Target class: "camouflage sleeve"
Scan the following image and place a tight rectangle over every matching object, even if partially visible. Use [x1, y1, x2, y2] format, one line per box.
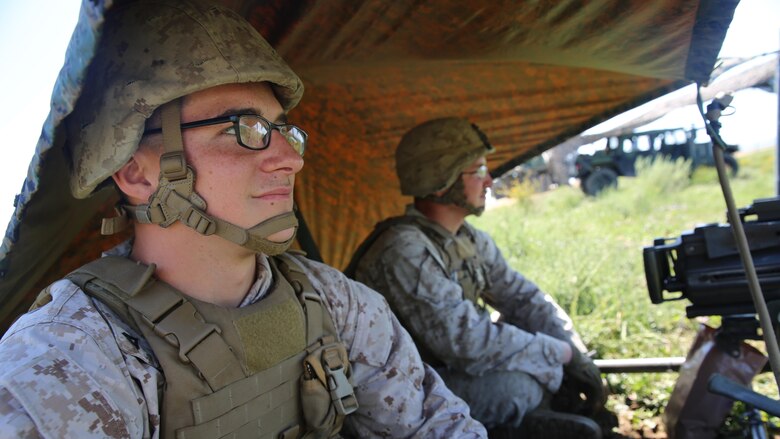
[0, 389, 38, 437]
[474, 228, 588, 353]
[355, 226, 569, 392]
[295, 257, 487, 438]
[0, 280, 155, 438]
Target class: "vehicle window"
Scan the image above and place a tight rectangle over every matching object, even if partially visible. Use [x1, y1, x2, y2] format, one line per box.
[694, 128, 710, 143]
[637, 135, 651, 151]
[653, 134, 664, 150]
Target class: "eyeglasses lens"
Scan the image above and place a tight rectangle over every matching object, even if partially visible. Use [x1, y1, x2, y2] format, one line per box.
[238, 117, 269, 147]
[238, 116, 306, 156]
[279, 126, 306, 156]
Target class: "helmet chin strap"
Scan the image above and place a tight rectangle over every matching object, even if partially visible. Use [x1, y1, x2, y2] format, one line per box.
[102, 99, 298, 255]
[425, 178, 485, 217]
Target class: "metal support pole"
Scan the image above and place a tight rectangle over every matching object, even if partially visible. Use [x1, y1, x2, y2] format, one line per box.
[594, 357, 685, 373]
[776, 38, 780, 196]
[776, 39, 779, 196]
[713, 144, 780, 391]
[700, 90, 780, 392]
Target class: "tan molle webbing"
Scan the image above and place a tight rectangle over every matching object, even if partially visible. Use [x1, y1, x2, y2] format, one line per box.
[178, 351, 307, 439]
[66, 253, 355, 438]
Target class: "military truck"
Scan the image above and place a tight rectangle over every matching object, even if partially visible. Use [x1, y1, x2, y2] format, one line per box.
[573, 127, 739, 196]
[492, 155, 555, 198]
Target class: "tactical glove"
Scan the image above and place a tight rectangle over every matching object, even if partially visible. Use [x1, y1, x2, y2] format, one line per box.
[555, 349, 607, 416]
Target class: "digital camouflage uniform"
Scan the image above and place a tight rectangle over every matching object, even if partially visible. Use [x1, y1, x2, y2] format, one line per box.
[348, 118, 605, 435]
[0, 240, 486, 438]
[351, 205, 579, 427]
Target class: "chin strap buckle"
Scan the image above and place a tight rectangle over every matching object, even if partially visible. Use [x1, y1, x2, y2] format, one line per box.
[101, 206, 132, 235]
[182, 206, 216, 236]
[160, 151, 188, 181]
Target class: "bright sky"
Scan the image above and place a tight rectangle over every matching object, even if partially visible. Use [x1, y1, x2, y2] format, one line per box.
[0, 0, 778, 230]
[0, 0, 82, 229]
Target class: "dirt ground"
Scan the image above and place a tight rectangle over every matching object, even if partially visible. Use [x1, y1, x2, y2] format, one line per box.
[615, 411, 666, 438]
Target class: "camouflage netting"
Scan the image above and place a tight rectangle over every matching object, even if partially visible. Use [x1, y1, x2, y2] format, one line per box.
[0, 0, 738, 331]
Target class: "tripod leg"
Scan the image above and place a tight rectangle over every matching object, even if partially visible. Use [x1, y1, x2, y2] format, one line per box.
[746, 407, 768, 439]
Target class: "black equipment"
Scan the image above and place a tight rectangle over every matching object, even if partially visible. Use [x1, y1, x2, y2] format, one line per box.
[643, 196, 780, 318]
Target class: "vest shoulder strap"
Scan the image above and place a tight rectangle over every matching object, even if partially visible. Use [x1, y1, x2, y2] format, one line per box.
[344, 215, 451, 278]
[64, 255, 156, 335]
[66, 256, 246, 390]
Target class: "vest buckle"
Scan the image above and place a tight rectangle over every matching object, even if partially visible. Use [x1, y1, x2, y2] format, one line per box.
[323, 347, 359, 416]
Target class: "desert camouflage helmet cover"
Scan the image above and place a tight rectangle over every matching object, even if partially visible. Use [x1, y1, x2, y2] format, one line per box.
[66, 0, 303, 199]
[395, 117, 495, 197]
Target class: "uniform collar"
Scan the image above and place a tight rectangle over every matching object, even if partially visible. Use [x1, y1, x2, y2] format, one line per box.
[104, 239, 274, 308]
[404, 204, 470, 241]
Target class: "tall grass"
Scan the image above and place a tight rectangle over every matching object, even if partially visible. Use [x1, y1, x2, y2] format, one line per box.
[470, 148, 777, 422]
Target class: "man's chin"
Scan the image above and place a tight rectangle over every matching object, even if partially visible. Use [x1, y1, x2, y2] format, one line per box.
[265, 227, 296, 243]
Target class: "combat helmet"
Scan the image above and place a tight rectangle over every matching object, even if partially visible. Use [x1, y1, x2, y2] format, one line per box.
[395, 117, 494, 198]
[66, 0, 304, 255]
[395, 117, 494, 216]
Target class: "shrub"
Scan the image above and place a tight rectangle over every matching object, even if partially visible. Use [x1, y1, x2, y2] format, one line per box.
[472, 147, 775, 424]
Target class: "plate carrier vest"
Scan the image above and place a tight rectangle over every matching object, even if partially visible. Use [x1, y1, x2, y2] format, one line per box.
[34, 254, 358, 438]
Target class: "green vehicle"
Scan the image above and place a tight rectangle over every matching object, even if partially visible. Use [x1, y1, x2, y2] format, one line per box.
[492, 155, 554, 198]
[574, 127, 739, 196]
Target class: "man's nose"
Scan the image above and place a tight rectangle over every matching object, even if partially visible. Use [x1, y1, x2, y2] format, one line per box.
[260, 130, 304, 174]
[484, 173, 493, 188]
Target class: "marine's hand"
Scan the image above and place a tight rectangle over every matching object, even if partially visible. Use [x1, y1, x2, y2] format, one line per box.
[560, 342, 573, 364]
[560, 349, 606, 416]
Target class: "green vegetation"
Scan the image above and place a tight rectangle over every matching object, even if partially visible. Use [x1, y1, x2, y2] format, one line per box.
[470, 148, 777, 432]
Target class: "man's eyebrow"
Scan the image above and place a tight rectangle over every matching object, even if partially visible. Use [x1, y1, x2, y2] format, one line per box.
[215, 108, 288, 123]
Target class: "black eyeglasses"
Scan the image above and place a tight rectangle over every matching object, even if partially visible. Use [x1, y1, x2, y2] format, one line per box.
[462, 164, 489, 179]
[143, 114, 307, 156]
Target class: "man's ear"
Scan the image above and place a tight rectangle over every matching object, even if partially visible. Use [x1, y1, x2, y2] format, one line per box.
[432, 184, 453, 198]
[432, 175, 462, 197]
[112, 153, 158, 204]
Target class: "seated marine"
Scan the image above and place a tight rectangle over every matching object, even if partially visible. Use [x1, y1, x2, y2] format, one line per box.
[348, 117, 615, 438]
[0, 4, 486, 438]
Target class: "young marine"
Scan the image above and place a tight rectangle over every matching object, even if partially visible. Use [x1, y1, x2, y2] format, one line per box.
[0, 3, 486, 438]
[348, 118, 614, 438]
